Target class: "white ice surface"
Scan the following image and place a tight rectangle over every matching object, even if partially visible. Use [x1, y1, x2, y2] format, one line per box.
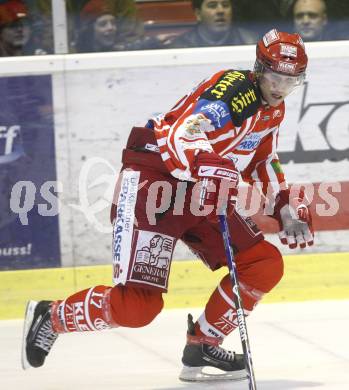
[1, 300, 349, 390]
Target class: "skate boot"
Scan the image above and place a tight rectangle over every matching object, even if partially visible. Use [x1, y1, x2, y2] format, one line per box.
[179, 314, 247, 382]
[21, 300, 58, 369]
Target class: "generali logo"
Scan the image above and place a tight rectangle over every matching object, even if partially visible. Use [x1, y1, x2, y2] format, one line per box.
[279, 82, 349, 163]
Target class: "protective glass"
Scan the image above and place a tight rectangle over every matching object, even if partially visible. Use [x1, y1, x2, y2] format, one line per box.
[260, 68, 305, 95]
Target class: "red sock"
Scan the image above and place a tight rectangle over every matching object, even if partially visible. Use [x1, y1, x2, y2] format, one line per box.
[51, 285, 117, 333]
[195, 240, 283, 339]
[194, 275, 264, 338]
[51, 285, 164, 333]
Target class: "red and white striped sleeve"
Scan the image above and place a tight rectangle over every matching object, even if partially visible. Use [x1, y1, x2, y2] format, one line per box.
[153, 71, 230, 181]
[242, 127, 288, 199]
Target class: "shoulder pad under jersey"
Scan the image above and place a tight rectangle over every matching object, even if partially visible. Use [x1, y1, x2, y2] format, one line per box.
[201, 70, 262, 127]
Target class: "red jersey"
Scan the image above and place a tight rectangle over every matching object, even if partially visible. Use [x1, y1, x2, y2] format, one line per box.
[151, 69, 287, 197]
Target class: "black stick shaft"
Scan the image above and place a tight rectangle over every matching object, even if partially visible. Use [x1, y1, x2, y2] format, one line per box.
[219, 214, 257, 390]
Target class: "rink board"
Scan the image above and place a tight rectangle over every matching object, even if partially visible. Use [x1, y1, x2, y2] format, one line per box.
[0, 42, 348, 270]
[1, 251, 349, 320]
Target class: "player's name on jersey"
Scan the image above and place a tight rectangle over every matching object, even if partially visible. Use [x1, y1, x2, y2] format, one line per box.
[231, 90, 258, 114]
[210, 71, 246, 99]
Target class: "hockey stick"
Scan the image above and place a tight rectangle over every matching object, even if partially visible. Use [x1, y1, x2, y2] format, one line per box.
[218, 213, 257, 390]
[199, 178, 257, 388]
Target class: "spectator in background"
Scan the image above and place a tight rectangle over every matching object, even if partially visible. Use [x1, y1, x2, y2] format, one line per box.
[0, 0, 46, 57]
[166, 0, 257, 48]
[76, 0, 163, 53]
[77, 2, 119, 52]
[23, 0, 55, 54]
[292, 0, 327, 41]
[92, 0, 143, 43]
[69, 0, 144, 42]
[68, 0, 144, 51]
[23, 0, 144, 54]
[291, 0, 349, 41]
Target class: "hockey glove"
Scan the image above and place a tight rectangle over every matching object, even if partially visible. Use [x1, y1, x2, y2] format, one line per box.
[193, 152, 239, 220]
[273, 189, 314, 249]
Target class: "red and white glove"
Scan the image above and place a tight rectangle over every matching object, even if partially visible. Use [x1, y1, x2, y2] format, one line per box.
[193, 152, 239, 219]
[273, 189, 314, 249]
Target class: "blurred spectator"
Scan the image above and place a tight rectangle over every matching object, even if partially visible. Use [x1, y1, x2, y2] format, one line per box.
[68, 0, 144, 51]
[292, 0, 327, 41]
[23, 0, 54, 54]
[0, 0, 32, 56]
[23, 0, 143, 54]
[291, 0, 349, 41]
[166, 0, 257, 48]
[232, 0, 349, 41]
[92, 0, 143, 43]
[0, 0, 30, 56]
[76, 0, 163, 53]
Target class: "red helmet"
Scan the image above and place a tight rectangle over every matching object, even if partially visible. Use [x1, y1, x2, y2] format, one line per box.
[256, 29, 308, 76]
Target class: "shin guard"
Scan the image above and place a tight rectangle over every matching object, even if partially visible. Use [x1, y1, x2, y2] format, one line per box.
[196, 240, 283, 339]
[51, 285, 117, 333]
[196, 276, 264, 338]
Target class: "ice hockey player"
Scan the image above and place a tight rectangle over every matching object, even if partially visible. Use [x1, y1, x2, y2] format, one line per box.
[22, 29, 314, 382]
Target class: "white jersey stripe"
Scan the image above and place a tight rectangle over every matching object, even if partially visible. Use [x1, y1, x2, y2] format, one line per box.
[220, 115, 254, 155]
[209, 129, 240, 145]
[173, 125, 191, 169]
[157, 137, 167, 147]
[171, 168, 193, 181]
[166, 125, 182, 164]
[265, 130, 281, 194]
[161, 151, 170, 161]
[166, 103, 195, 165]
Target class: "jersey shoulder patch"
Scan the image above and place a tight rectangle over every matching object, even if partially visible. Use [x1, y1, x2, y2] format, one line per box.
[201, 70, 261, 127]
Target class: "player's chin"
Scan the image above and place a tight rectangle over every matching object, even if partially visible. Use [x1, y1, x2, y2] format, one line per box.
[266, 95, 285, 107]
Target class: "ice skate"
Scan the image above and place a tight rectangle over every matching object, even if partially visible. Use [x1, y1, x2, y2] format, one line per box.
[21, 300, 58, 369]
[179, 314, 247, 382]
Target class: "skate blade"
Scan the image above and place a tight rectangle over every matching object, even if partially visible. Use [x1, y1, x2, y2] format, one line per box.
[179, 365, 248, 382]
[21, 300, 38, 370]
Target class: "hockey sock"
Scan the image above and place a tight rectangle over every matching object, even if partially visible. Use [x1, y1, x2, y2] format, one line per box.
[194, 275, 264, 338]
[51, 285, 164, 333]
[195, 240, 283, 339]
[51, 285, 116, 333]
